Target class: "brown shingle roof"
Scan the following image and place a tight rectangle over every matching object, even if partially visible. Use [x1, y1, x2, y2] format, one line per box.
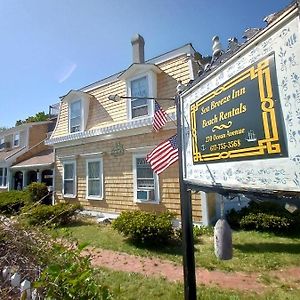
[11, 149, 54, 169]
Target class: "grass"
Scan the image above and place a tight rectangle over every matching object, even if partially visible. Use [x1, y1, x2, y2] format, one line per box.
[96, 267, 300, 300]
[55, 219, 300, 273]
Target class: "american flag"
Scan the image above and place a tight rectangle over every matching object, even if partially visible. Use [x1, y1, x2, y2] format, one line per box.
[152, 101, 167, 131]
[146, 135, 178, 175]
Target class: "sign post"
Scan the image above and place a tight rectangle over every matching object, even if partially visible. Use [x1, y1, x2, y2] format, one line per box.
[176, 94, 197, 300]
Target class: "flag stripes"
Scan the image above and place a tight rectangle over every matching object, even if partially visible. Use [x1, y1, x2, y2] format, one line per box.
[152, 101, 167, 131]
[146, 135, 178, 175]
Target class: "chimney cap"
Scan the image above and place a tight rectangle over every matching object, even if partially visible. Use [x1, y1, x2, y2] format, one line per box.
[131, 33, 145, 45]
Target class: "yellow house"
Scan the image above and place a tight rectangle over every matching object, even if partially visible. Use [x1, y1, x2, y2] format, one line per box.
[46, 35, 210, 222]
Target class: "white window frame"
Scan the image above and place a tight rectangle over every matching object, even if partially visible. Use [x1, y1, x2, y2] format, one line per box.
[13, 133, 20, 147]
[62, 160, 77, 198]
[0, 167, 7, 188]
[127, 71, 157, 121]
[133, 153, 159, 204]
[86, 157, 104, 200]
[0, 138, 4, 151]
[69, 99, 83, 133]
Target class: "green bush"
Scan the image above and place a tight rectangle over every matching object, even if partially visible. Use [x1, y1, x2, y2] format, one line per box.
[226, 200, 298, 234]
[112, 211, 175, 244]
[34, 244, 111, 300]
[240, 213, 293, 233]
[174, 225, 214, 243]
[0, 190, 30, 215]
[26, 182, 49, 203]
[25, 203, 82, 226]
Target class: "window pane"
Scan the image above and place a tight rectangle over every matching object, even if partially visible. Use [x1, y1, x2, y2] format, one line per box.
[14, 134, 19, 146]
[64, 180, 74, 195]
[131, 77, 148, 97]
[0, 168, 3, 186]
[136, 158, 153, 179]
[131, 77, 149, 118]
[88, 179, 101, 196]
[70, 100, 81, 132]
[0, 138, 4, 150]
[88, 161, 100, 179]
[137, 179, 154, 189]
[64, 163, 74, 180]
[70, 100, 81, 117]
[132, 98, 147, 108]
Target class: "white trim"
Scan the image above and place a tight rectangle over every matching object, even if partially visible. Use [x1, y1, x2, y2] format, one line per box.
[132, 153, 160, 204]
[57, 154, 77, 160]
[80, 152, 104, 157]
[10, 163, 53, 169]
[85, 157, 104, 200]
[0, 167, 8, 188]
[62, 160, 77, 198]
[126, 146, 155, 153]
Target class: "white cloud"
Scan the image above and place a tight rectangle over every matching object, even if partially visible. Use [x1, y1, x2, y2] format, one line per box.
[57, 62, 77, 83]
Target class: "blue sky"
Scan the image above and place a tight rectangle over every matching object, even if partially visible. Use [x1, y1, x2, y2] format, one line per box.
[0, 0, 291, 128]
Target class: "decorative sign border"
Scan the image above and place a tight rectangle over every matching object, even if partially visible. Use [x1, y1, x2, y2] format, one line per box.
[190, 54, 287, 164]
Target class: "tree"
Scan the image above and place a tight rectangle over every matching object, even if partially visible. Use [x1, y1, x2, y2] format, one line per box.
[15, 111, 49, 126]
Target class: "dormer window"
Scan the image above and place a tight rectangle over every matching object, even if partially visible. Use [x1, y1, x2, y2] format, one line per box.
[13, 133, 19, 147]
[70, 100, 82, 133]
[0, 138, 4, 151]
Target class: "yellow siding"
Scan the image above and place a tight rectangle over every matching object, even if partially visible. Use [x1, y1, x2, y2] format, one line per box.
[55, 129, 201, 221]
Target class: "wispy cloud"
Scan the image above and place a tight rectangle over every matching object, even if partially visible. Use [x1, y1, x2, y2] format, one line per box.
[57, 62, 77, 83]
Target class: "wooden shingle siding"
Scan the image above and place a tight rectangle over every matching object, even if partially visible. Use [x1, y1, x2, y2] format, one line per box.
[55, 129, 201, 221]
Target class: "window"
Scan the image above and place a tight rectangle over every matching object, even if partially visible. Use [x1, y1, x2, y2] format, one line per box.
[133, 154, 159, 203]
[86, 158, 103, 199]
[0, 138, 4, 150]
[70, 100, 82, 133]
[63, 161, 76, 197]
[13, 133, 19, 147]
[130, 76, 149, 118]
[0, 168, 7, 187]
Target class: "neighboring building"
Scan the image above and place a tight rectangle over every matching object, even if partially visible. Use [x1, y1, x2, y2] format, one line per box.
[46, 35, 209, 222]
[0, 121, 55, 192]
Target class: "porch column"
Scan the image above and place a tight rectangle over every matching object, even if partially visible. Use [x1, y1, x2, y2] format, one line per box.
[37, 169, 41, 183]
[22, 170, 27, 189]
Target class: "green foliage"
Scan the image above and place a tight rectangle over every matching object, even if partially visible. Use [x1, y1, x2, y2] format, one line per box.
[15, 111, 48, 126]
[174, 225, 214, 243]
[226, 200, 298, 234]
[25, 203, 82, 227]
[34, 244, 111, 300]
[0, 190, 30, 215]
[240, 213, 292, 233]
[112, 211, 175, 244]
[26, 182, 49, 203]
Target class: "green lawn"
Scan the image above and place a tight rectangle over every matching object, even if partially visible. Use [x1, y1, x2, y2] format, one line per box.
[55, 220, 300, 273]
[96, 267, 300, 300]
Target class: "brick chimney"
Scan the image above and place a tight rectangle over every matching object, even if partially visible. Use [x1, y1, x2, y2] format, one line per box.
[131, 34, 145, 64]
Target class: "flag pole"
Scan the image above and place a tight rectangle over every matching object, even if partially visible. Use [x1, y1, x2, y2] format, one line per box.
[176, 89, 197, 300]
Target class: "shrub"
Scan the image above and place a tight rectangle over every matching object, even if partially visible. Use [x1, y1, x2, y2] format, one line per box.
[226, 200, 298, 234]
[112, 211, 175, 244]
[25, 203, 82, 226]
[34, 244, 111, 300]
[26, 182, 49, 203]
[240, 213, 293, 233]
[0, 190, 30, 215]
[174, 225, 214, 243]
